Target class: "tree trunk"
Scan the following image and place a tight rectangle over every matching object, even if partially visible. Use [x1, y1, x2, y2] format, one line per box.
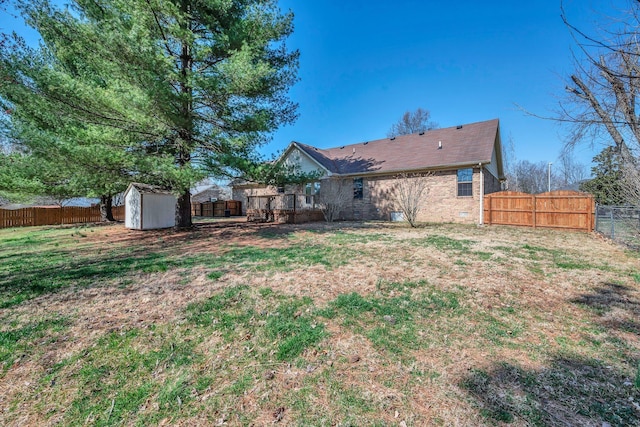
[99, 194, 114, 222]
[174, 0, 193, 230]
[175, 189, 192, 228]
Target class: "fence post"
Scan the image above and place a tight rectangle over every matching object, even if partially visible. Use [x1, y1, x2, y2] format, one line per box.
[610, 207, 615, 239]
[594, 203, 599, 232]
[532, 195, 536, 228]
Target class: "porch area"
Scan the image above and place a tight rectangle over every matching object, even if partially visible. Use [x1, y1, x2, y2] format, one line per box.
[246, 194, 324, 224]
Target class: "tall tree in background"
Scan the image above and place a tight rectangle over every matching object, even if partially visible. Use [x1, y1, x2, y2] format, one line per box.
[556, 149, 588, 190]
[509, 160, 552, 194]
[559, 1, 640, 205]
[1, 0, 299, 227]
[580, 146, 626, 205]
[387, 107, 438, 137]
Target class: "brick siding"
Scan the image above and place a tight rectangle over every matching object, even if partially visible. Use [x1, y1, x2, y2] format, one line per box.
[233, 167, 501, 224]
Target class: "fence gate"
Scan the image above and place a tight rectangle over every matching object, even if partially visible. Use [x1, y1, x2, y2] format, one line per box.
[484, 190, 595, 232]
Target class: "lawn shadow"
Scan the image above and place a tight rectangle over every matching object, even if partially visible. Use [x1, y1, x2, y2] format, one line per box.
[0, 220, 364, 307]
[210, 219, 394, 240]
[571, 282, 640, 335]
[0, 226, 224, 308]
[0, 248, 205, 308]
[461, 355, 640, 426]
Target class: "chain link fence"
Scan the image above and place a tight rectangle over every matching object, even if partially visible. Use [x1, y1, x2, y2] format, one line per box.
[595, 204, 640, 249]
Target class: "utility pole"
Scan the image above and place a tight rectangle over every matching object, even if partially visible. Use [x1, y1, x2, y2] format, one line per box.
[548, 162, 553, 192]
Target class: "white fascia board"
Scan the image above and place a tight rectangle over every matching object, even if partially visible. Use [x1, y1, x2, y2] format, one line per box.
[283, 142, 331, 176]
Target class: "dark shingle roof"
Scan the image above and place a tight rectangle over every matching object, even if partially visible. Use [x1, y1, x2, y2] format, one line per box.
[294, 118, 501, 176]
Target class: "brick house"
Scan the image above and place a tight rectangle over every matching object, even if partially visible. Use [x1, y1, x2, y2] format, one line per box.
[190, 184, 227, 203]
[232, 118, 505, 224]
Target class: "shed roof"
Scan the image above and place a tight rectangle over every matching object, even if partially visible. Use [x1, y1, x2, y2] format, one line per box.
[291, 118, 502, 177]
[124, 183, 175, 197]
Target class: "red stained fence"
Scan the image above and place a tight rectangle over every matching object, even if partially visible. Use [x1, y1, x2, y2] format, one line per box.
[484, 191, 595, 232]
[0, 205, 125, 229]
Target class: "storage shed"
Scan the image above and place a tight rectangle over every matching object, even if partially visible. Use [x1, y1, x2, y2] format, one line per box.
[124, 183, 177, 230]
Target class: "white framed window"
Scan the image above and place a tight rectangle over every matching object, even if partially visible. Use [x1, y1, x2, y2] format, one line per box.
[305, 182, 320, 204]
[457, 168, 473, 197]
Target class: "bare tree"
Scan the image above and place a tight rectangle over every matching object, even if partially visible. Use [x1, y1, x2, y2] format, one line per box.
[557, 149, 588, 190]
[502, 133, 518, 190]
[510, 160, 554, 194]
[622, 157, 640, 205]
[559, 2, 640, 204]
[391, 172, 432, 227]
[315, 178, 351, 222]
[387, 108, 438, 137]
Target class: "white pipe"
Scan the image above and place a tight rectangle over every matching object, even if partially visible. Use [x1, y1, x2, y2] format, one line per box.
[479, 163, 484, 226]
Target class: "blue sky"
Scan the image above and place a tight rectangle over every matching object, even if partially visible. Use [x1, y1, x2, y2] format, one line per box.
[267, 0, 613, 168]
[0, 0, 618, 169]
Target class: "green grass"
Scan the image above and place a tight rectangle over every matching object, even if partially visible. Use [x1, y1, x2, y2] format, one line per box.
[0, 315, 69, 372]
[328, 231, 392, 245]
[55, 327, 200, 426]
[413, 235, 472, 251]
[42, 285, 322, 424]
[266, 298, 326, 360]
[320, 281, 464, 357]
[498, 243, 619, 272]
[479, 313, 525, 346]
[221, 244, 349, 271]
[472, 251, 494, 261]
[187, 286, 326, 361]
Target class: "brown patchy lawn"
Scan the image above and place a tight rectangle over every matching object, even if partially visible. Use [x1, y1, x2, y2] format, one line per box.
[0, 220, 638, 426]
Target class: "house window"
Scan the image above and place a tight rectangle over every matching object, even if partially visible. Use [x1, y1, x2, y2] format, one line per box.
[353, 178, 363, 199]
[305, 182, 320, 204]
[276, 185, 285, 194]
[457, 168, 473, 197]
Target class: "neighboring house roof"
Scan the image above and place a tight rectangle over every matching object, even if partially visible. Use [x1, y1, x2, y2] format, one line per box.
[289, 118, 504, 179]
[124, 183, 174, 197]
[191, 184, 220, 196]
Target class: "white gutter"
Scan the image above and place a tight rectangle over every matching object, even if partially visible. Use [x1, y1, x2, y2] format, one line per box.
[479, 163, 484, 226]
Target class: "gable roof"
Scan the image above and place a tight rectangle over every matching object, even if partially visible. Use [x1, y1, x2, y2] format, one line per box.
[291, 118, 503, 178]
[190, 183, 221, 196]
[124, 182, 174, 197]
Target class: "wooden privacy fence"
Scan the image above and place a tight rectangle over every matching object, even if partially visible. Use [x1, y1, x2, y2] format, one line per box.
[245, 194, 324, 224]
[191, 200, 242, 217]
[0, 205, 125, 229]
[483, 190, 595, 232]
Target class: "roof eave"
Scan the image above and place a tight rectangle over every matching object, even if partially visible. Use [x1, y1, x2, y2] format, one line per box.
[331, 160, 494, 178]
[289, 142, 332, 175]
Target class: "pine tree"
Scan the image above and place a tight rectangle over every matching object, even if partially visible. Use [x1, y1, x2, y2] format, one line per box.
[2, 0, 299, 227]
[580, 146, 626, 205]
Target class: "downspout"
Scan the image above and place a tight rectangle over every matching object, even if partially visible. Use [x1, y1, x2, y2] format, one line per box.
[478, 163, 484, 226]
